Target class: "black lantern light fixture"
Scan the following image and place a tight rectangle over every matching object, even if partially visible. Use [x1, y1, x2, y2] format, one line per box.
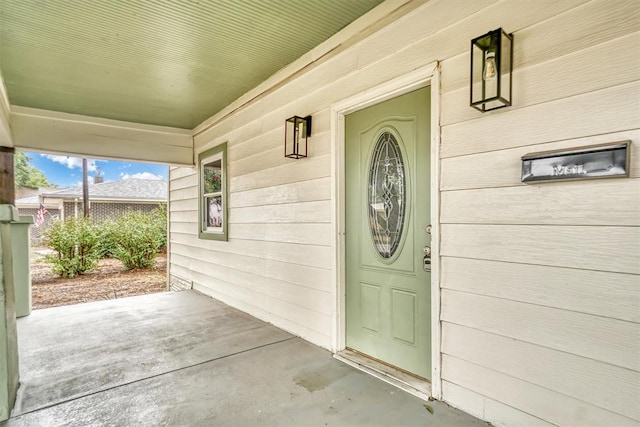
[470, 28, 513, 112]
[284, 115, 312, 159]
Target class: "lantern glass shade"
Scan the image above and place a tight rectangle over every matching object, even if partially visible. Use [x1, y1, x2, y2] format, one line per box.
[470, 28, 513, 112]
[284, 115, 311, 159]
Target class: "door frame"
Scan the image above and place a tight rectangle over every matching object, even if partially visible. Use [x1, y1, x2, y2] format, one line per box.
[330, 62, 442, 399]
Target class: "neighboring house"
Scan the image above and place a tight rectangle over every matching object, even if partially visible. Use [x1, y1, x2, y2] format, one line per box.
[15, 179, 167, 244]
[1, 1, 638, 426]
[15, 186, 57, 201]
[14, 192, 62, 243]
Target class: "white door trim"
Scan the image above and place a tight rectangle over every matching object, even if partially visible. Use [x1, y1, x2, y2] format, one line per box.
[330, 62, 442, 399]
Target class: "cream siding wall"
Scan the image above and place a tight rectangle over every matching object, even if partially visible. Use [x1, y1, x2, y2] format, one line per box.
[170, 1, 640, 426]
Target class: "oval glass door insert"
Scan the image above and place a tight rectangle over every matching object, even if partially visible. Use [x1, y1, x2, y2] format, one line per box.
[368, 131, 406, 259]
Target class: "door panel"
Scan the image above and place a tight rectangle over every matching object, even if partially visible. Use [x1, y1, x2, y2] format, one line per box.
[345, 87, 431, 379]
[360, 283, 381, 332]
[392, 289, 416, 344]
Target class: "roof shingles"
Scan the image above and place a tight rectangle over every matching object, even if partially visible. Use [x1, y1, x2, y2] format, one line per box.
[41, 179, 167, 202]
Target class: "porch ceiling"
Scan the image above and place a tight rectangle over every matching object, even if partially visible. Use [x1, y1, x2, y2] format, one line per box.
[0, 0, 384, 130]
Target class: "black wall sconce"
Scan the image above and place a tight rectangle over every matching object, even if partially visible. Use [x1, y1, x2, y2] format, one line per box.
[470, 28, 513, 112]
[284, 115, 312, 159]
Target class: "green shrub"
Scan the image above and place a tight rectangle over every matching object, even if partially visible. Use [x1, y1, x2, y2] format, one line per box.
[149, 205, 167, 251]
[96, 219, 118, 259]
[105, 208, 166, 270]
[43, 217, 101, 278]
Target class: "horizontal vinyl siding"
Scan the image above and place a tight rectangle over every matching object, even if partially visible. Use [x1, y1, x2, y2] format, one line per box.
[170, 232, 332, 269]
[442, 323, 639, 421]
[168, 0, 640, 425]
[441, 258, 639, 323]
[436, 1, 640, 426]
[440, 224, 640, 274]
[442, 381, 556, 427]
[170, 0, 590, 352]
[168, 159, 334, 346]
[442, 355, 637, 427]
[441, 129, 640, 190]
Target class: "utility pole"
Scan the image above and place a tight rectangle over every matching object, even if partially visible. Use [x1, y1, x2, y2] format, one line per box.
[82, 158, 90, 217]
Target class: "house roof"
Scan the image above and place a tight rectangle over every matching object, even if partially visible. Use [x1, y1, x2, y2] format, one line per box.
[40, 179, 167, 203]
[0, 0, 385, 130]
[15, 186, 72, 208]
[14, 195, 46, 209]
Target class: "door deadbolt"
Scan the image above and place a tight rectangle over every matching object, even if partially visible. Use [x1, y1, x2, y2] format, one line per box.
[423, 246, 431, 272]
[423, 256, 432, 272]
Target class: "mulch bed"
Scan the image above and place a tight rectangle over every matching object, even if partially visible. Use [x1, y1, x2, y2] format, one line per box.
[31, 251, 167, 310]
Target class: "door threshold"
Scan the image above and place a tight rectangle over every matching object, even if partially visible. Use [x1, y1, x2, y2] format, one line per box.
[334, 349, 431, 401]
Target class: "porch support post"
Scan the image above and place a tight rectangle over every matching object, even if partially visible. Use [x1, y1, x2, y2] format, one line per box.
[0, 148, 14, 205]
[0, 204, 19, 422]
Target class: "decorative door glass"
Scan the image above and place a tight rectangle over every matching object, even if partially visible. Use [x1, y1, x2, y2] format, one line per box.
[368, 131, 406, 258]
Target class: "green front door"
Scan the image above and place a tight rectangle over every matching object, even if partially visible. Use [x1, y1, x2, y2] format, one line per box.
[345, 87, 431, 379]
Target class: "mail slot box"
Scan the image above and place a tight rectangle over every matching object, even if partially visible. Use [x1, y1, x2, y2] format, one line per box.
[521, 141, 630, 183]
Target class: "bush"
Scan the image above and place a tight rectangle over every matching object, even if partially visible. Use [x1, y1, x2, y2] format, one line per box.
[103, 208, 166, 270]
[96, 220, 118, 259]
[43, 207, 167, 276]
[43, 217, 101, 278]
[149, 205, 167, 251]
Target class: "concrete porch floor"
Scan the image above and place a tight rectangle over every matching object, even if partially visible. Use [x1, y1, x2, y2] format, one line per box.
[2, 291, 487, 426]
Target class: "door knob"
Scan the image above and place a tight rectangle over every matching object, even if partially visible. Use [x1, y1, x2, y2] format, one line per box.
[423, 246, 431, 256]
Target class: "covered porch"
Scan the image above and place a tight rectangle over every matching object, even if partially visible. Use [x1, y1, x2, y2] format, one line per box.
[2, 291, 483, 426]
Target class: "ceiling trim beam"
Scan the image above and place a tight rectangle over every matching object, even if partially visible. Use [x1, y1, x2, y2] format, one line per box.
[10, 107, 194, 166]
[0, 71, 12, 147]
[192, 0, 426, 137]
